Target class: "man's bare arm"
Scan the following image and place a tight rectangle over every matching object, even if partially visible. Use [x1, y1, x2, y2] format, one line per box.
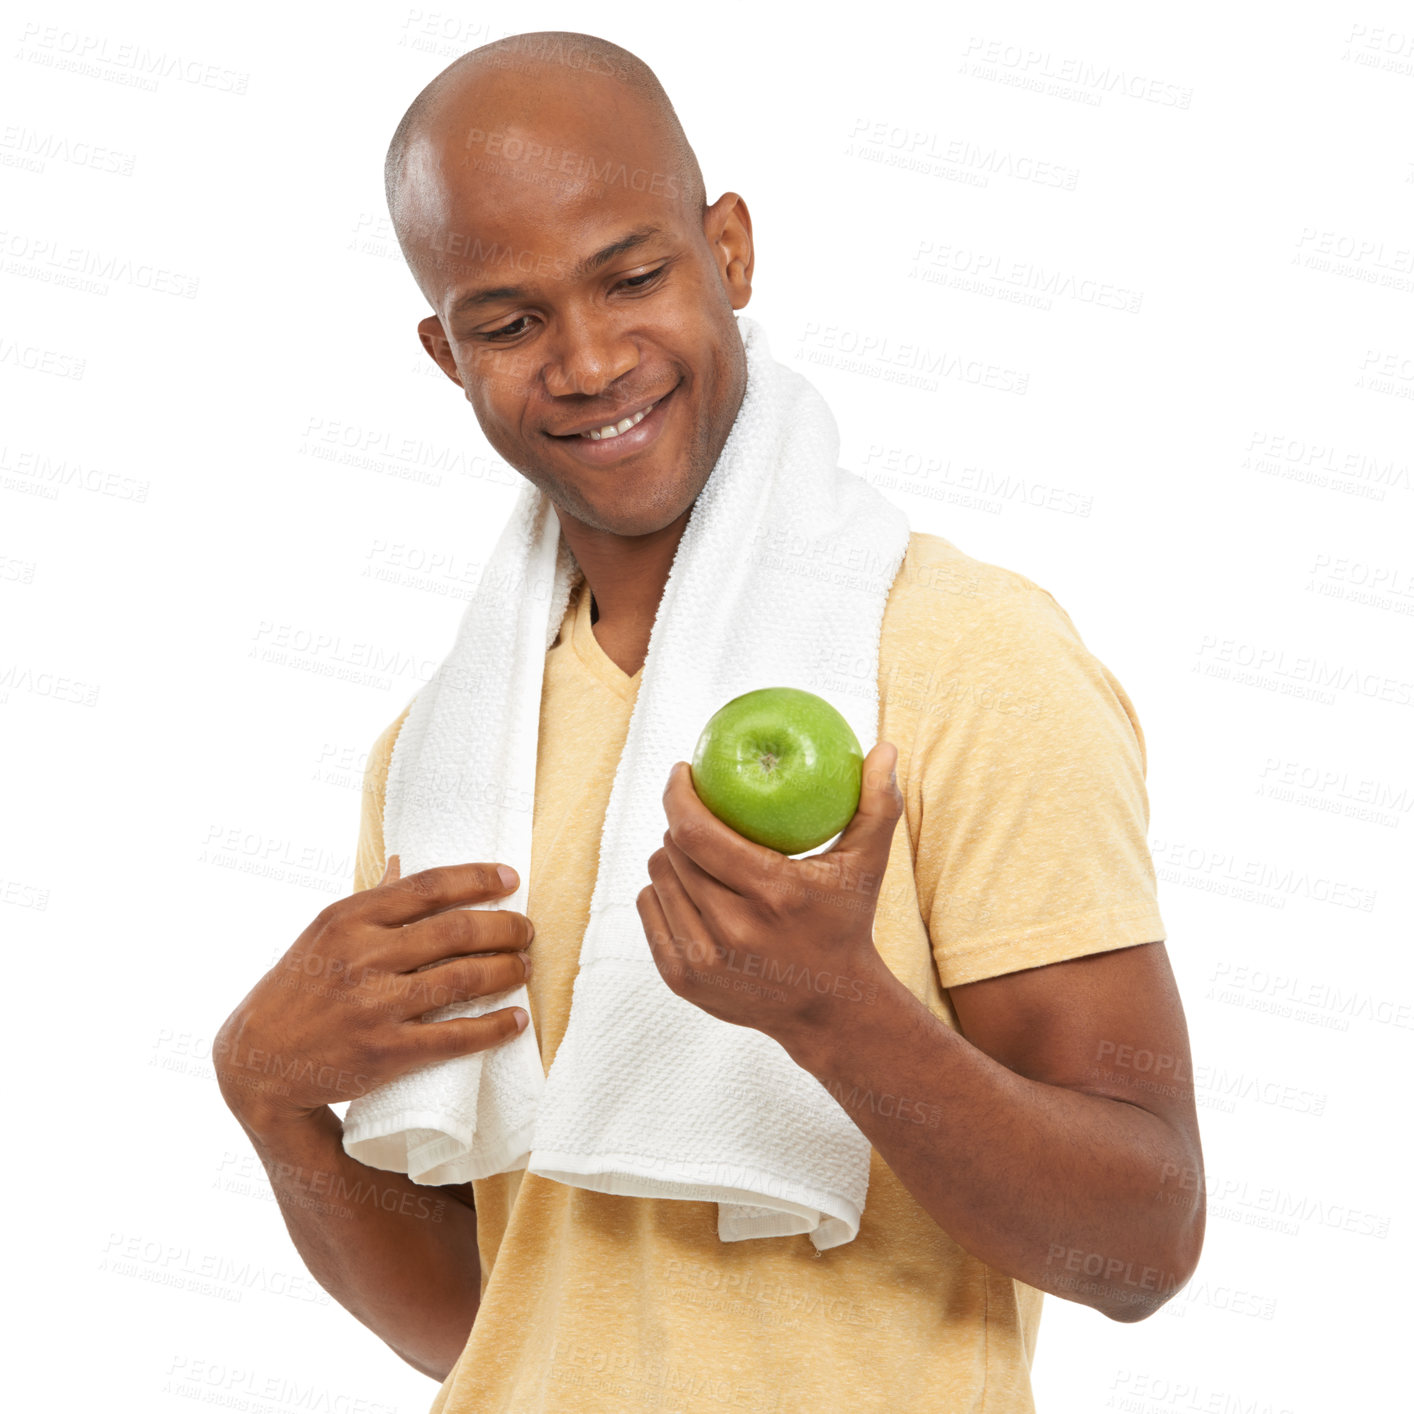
[226, 1100, 481, 1381]
[644, 742, 1202, 1319]
[214, 856, 532, 1379]
[778, 941, 1204, 1322]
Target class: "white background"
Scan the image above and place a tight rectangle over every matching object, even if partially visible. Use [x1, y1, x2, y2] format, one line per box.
[5, 2, 1411, 1411]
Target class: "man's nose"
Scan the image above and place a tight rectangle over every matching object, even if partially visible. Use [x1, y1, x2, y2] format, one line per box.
[542, 309, 638, 399]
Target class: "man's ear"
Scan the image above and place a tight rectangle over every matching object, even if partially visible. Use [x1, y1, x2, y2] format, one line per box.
[417, 314, 465, 388]
[703, 193, 753, 311]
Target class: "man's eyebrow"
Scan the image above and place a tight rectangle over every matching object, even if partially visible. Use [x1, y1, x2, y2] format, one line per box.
[575, 224, 664, 277]
[447, 225, 665, 322]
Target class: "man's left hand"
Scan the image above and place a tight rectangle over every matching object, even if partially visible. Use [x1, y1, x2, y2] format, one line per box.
[637, 740, 904, 1049]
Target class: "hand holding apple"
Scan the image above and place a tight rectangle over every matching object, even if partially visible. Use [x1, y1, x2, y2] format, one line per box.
[637, 731, 906, 1052]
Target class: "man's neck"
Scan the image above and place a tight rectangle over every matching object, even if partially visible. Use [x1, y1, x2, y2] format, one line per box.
[556, 505, 693, 677]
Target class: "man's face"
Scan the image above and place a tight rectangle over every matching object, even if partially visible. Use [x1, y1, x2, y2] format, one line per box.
[407, 117, 752, 540]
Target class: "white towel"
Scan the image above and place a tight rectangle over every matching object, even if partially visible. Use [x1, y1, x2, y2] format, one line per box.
[342, 314, 911, 1249]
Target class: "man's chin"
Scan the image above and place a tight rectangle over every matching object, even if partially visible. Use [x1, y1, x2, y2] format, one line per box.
[548, 486, 700, 542]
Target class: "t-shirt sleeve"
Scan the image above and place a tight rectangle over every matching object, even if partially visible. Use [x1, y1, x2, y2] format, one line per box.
[910, 583, 1166, 989]
[351, 708, 410, 894]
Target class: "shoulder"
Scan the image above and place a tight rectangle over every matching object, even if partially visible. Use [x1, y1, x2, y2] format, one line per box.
[881, 531, 1146, 748]
[882, 529, 1072, 666]
[883, 532, 1149, 773]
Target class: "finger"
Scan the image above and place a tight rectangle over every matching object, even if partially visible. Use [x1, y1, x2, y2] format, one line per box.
[361, 861, 519, 927]
[659, 828, 738, 918]
[637, 884, 683, 981]
[391, 949, 531, 1018]
[400, 1007, 530, 1066]
[826, 740, 902, 866]
[646, 846, 718, 966]
[380, 853, 400, 885]
[663, 761, 786, 895]
[385, 905, 534, 974]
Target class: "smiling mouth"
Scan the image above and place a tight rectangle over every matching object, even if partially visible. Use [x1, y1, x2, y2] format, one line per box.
[580, 401, 658, 441]
[548, 382, 678, 441]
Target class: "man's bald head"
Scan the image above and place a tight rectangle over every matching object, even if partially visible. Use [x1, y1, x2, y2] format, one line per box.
[384, 30, 754, 544]
[384, 30, 706, 277]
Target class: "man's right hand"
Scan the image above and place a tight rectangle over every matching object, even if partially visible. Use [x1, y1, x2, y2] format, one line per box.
[214, 856, 534, 1132]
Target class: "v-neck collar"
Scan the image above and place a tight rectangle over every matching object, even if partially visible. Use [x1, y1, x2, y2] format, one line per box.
[567, 576, 642, 699]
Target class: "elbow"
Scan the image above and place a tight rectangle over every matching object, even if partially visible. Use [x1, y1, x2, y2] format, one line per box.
[402, 1352, 454, 1383]
[1099, 1289, 1171, 1324]
[397, 1338, 465, 1385]
[392, 1302, 479, 1384]
[1097, 1204, 1206, 1325]
[1100, 1279, 1183, 1324]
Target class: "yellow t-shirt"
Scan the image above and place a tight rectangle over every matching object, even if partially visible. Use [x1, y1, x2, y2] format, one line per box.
[351, 530, 1166, 1413]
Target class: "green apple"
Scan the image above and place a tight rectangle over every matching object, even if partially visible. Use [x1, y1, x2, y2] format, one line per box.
[690, 687, 864, 855]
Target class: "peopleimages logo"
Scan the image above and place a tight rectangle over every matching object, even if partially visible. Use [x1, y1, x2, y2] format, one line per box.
[16, 23, 249, 94]
[1152, 838, 1377, 912]
[163, 1358, 398, 1414]
[960, 36, 1194, 108]
[99, 1234, 329, 1304]
[1208, 962, 1413, 1031]
[0, 228, 199, 297]
[457, 128, 683, 200]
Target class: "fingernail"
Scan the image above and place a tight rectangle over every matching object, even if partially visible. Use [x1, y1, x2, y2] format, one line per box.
[522, 952, 533, 977]
[513, 1008, 529, 1032]
[498, 865, 518, 889]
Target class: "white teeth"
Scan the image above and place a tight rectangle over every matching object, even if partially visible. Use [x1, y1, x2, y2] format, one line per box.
[582, 400, 657, 440]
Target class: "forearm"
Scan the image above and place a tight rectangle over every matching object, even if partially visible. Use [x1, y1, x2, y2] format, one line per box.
[226, 1100, 480, 1380]
[780, 971, 1203, 1321]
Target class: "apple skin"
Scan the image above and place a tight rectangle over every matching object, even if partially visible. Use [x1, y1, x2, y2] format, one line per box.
[689, 687, 864, 856]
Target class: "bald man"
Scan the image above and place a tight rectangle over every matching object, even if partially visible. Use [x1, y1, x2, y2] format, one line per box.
[216, 29, 1204, 1414]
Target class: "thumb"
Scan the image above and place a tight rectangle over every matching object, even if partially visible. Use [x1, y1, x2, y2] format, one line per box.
[840, 741, 902, 857]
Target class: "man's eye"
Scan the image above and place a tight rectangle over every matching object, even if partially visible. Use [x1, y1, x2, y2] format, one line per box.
[477, 269, 663, 340]
[481, 316, 532, 342]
